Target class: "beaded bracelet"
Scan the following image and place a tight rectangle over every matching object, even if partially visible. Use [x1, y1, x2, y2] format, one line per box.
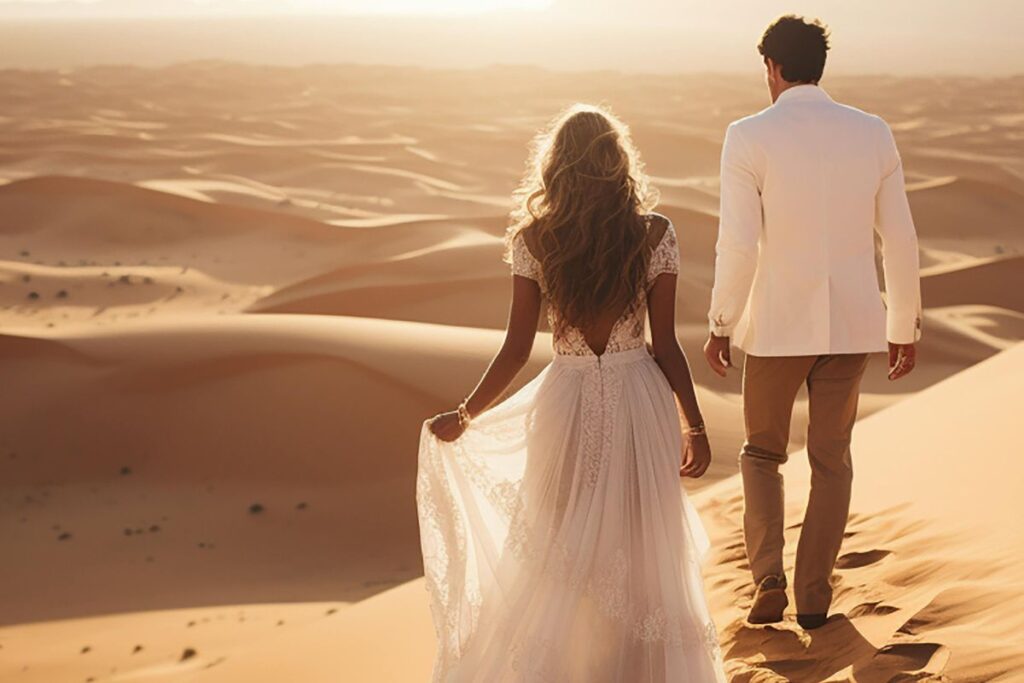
[684, 422, 707, 437]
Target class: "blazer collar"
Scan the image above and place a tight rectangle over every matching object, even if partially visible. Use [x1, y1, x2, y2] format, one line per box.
[774, 84, 833, 105]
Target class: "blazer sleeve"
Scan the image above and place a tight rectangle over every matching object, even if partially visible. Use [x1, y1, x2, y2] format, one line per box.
[708, 122, 761, 338]
[874, 119, 922, 344]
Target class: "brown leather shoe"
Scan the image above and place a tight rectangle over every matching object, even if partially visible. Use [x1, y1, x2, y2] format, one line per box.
[797, 612, 828, 630]
[747, 574, 789, 624]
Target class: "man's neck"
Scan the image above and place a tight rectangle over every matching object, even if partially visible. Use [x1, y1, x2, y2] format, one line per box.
[772, 80, 817, 103]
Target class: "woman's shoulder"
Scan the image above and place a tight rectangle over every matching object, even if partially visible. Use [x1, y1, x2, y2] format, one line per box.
[645, 212, 679, 280]
[506, 227, 544, 282]
[644, 212, 675, 248]
[509, 228, 544, 264]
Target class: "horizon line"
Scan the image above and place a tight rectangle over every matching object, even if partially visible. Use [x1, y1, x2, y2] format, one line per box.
[0, 59, 1021, 80]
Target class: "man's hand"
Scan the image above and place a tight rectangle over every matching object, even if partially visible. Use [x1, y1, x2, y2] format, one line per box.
[888, 342, 917, 381]
[680, 434, 712, 478]
[703, 334, 733, 377]
[428, 410, 466, 442]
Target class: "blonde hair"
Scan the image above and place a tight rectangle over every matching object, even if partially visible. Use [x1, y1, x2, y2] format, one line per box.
[505, 103, 658, 335]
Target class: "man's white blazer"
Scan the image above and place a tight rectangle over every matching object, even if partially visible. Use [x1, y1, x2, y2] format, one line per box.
[709, 84, 922, 356]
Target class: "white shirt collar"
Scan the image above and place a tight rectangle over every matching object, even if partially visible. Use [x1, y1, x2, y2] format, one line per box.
[774, 84, 832, 105]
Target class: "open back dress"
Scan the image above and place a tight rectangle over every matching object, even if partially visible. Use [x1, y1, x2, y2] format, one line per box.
[416, 214, 726, 682]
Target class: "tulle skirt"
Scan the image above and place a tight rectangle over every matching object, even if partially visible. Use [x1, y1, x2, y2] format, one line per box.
[417, 345, 726, 682]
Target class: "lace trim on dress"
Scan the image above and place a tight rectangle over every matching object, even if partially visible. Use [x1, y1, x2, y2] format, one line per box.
[647, 216, 679, 284]
[509, 231, 544, 283]
[589, 549, 720, 652]
[417, 439, 471, 659]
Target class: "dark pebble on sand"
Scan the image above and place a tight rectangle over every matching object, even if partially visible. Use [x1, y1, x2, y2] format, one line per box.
[27, 291, 39, 300]
[120, 465, 132, 475]
[58, 532, 72, 541]
[296, 502, 308, 510]
[180, 647, 197, 662]
[248, 503, 265, 515]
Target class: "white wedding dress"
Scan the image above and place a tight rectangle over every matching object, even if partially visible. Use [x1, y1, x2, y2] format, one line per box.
[417, 216, 725, 682]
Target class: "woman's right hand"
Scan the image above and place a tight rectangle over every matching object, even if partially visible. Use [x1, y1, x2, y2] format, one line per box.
[680, 433, 712, 478]
[428, 410, 466, 443]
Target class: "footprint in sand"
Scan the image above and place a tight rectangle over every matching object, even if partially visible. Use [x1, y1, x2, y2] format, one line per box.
[847, 601, 901, 618]
[854, 642, 950, 680]
[835, 549, 892, 569]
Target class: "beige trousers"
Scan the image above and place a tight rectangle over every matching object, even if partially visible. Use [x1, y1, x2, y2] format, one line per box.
[740, 353, 870, 615]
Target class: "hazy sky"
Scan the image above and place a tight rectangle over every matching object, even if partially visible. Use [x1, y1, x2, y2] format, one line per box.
[1, 0, 1021, 74]
[0, 0, 555, 15]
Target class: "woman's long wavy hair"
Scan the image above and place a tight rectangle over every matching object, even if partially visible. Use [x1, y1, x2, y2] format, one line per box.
[505, 103, 658, 336]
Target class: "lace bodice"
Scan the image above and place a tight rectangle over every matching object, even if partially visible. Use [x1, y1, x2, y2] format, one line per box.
[507, 214, 679, 356]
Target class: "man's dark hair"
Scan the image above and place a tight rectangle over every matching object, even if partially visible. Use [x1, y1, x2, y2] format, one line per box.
[757, 15, 831, 84]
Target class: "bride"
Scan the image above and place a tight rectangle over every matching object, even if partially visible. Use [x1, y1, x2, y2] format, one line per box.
[417, 104, 726, 682]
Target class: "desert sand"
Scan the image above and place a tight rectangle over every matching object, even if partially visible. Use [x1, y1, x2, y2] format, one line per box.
[0, 63, 1021, 682]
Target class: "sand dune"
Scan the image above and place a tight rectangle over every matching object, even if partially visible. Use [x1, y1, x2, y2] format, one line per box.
[1, 63, 1021, 682]
[11, 342, 1011, 682]
[921, 255, 1024, 312]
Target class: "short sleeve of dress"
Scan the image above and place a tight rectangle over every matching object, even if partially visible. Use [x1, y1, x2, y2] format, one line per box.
[508, 231, 543, 283]
[647, 217, 679, 283]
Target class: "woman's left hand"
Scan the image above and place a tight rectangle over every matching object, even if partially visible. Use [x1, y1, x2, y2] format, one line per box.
[680, 433, 712, 478]
[429, 410, 466, 442]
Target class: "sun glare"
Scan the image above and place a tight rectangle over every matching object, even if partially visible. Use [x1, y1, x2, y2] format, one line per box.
[290, 0, 552, 15]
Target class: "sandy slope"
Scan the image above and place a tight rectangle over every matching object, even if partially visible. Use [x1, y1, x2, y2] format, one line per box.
[251, 343, 1024, 682]
[9, 342, 1014, 682]
[703, 343, 1024, 682]
[1, 64, 1022, 682]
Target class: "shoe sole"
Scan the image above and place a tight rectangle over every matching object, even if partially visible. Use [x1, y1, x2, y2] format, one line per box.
[747, 589, 788, 624]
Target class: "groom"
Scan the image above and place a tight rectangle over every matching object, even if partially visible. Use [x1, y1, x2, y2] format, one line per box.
[704, 16, 922, 630]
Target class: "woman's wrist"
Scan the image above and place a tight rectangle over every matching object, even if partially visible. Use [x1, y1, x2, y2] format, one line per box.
[683, 418, 706, 437]
[456, 398, 473, 429]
